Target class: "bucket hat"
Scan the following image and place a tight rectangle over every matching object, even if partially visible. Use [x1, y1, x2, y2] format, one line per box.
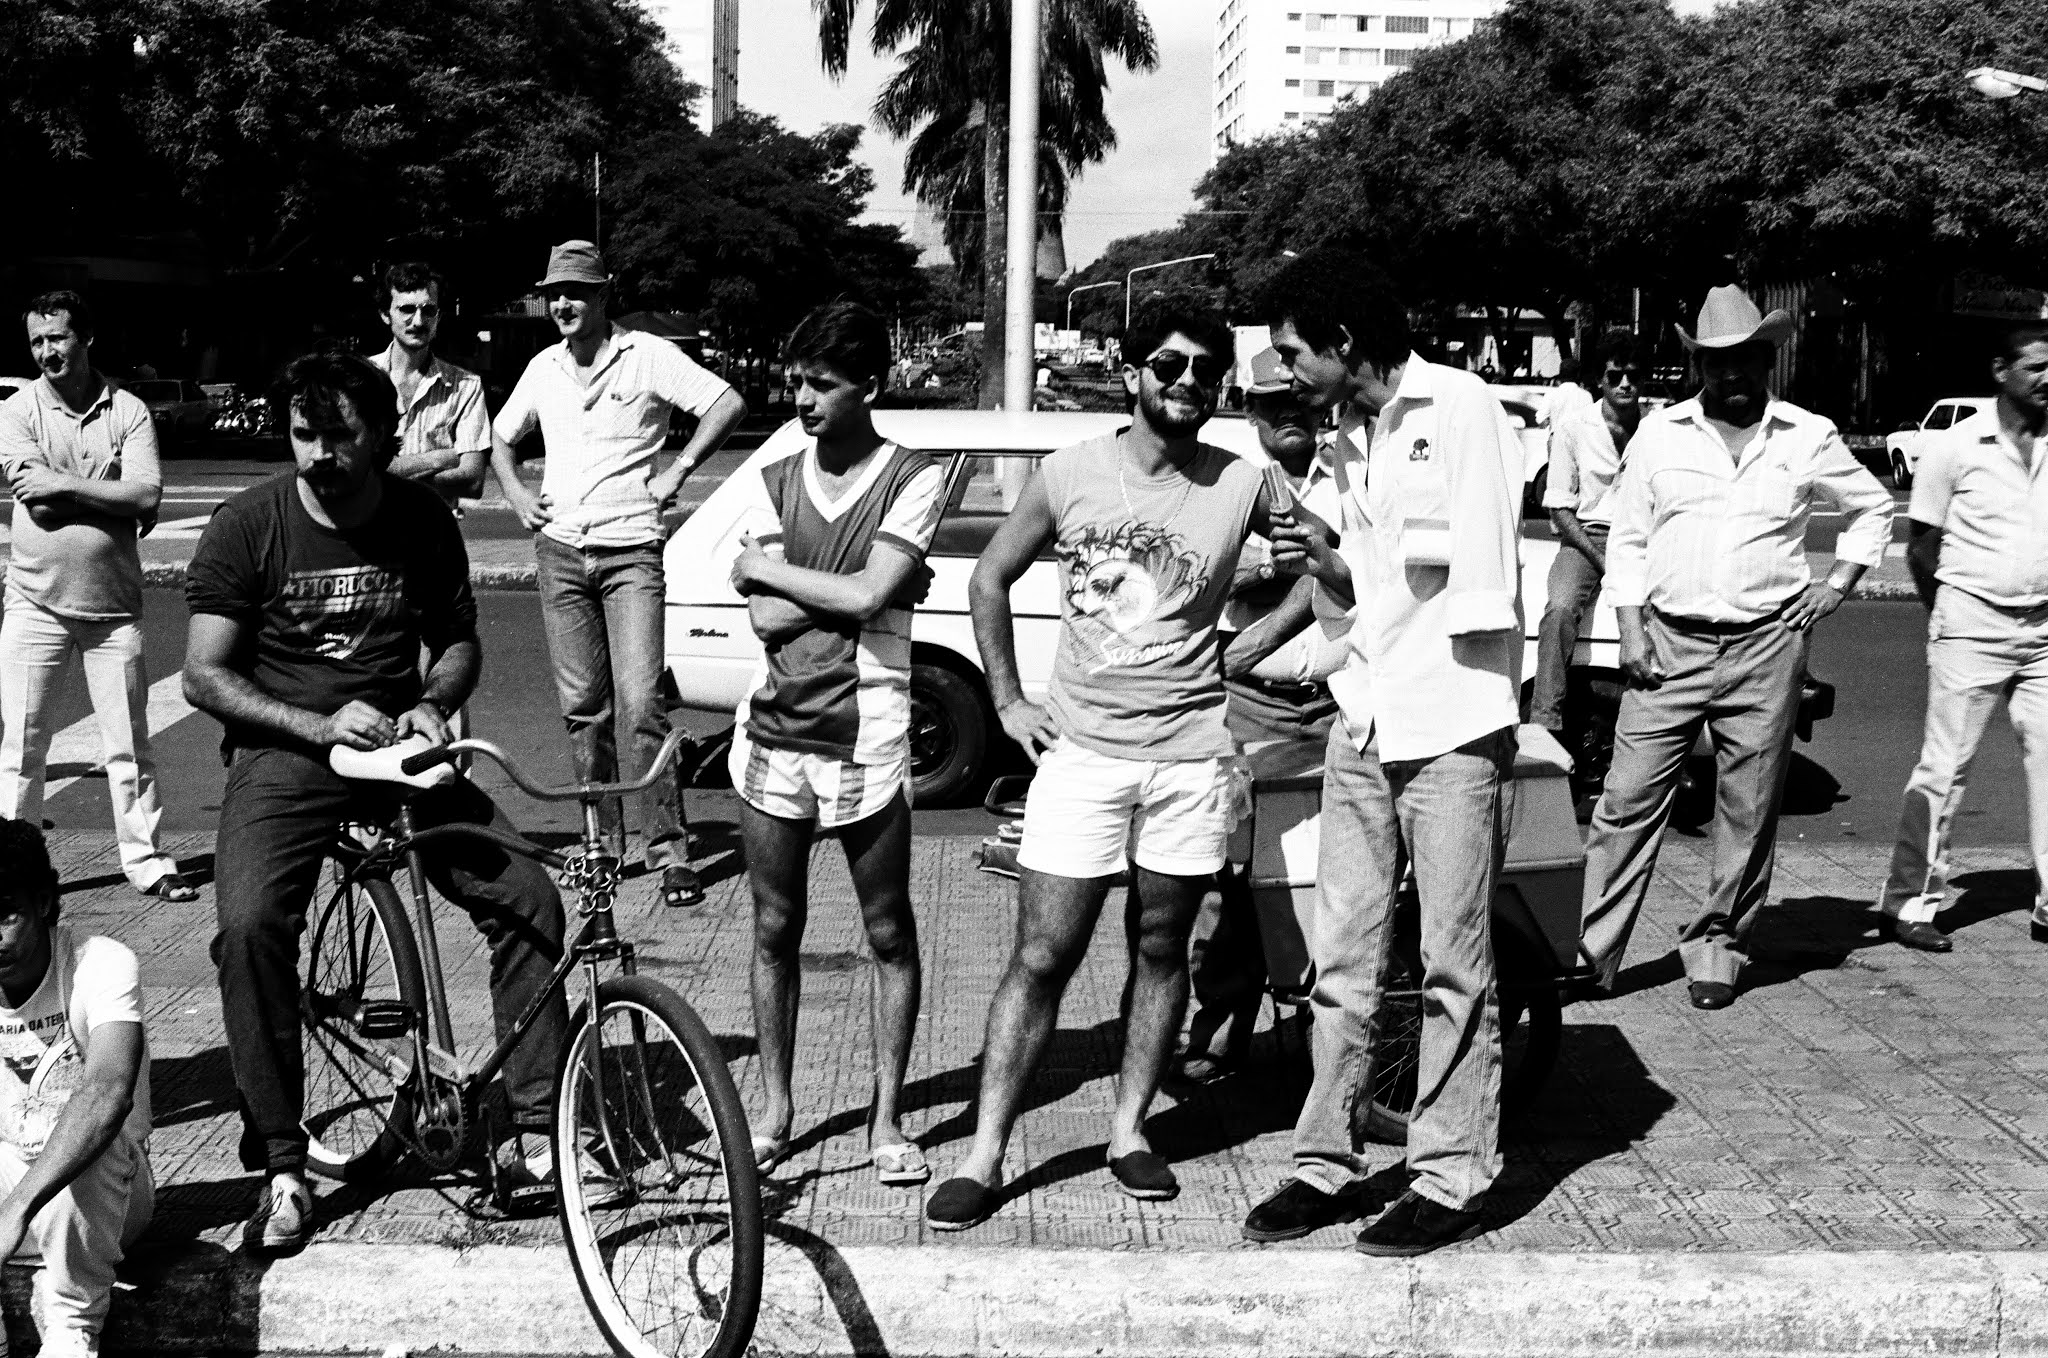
[536, 240, 611, 289]
[1245, 347, 1291, 396]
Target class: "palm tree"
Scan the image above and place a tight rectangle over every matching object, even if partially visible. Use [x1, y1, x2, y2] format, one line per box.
[812, 0, 1157, 405]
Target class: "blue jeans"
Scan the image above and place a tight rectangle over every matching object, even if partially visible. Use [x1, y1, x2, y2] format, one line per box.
[1291, 718, 1511, 1211]
[534, 535, 684, 867]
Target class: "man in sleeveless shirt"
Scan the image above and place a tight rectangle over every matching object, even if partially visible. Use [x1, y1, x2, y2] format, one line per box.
[724, 303, 944, 1186]
[926, 304, 1309, 1230]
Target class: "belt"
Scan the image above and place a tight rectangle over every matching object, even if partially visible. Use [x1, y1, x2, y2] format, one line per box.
[1657, 605, 1785, 636]
[1952, 586, 2048, 618]
[1235, 675, 1331, 701]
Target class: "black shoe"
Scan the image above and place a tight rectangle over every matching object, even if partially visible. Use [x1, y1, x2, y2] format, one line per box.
[659, 864, 704, 908]
[1564, 976, 1614, 1005]
[2032, 919, 2048, 946]
[924, 1176, 1001, 1232]
[1355, 1190, 1486, 1257]
[1107, 1150, 1179, 1201]
[1242, 1178, 1362, 1243]
[1688, 980, 1736, 1010]
[1888, 919, 1952, 952]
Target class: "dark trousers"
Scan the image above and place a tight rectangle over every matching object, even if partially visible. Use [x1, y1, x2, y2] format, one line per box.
[213, 746, 569, 1174]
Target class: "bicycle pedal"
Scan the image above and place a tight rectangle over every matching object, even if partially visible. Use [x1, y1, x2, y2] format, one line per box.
[354, 1000, 414, 1039]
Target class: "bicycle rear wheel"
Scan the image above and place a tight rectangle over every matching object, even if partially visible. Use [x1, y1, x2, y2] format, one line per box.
[556, 975, 762, 1358]
[301, 864, 426, 1182]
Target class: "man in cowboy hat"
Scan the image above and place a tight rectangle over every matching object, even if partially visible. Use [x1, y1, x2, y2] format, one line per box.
[1577, 286, 1891, 1009]
[489, 241, 749, 907]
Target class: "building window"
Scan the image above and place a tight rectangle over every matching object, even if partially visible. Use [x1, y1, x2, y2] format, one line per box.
[1306, 46, 1335, 63]
[1355, 48, 1380, 64]
[1314, 79, 1335, 96]
[1304, 13, 1321, 29]
[1286, 44, 1301, 53]
[1385, 15, 1428, 34]
[1285, 78, 1301, 87]
[1351, 15, 1369, 30]
[1284, 111, 1301, 121]
[1287, 10, 1301, 18]
[1383, 47, 1414, 66]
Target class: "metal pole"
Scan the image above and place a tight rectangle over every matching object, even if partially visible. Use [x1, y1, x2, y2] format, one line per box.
[1065, 281, 1123, 331]
[1125, 254, 1218, 333]
[1002, 0, 1042, 413]
[594, 153, 603, 247]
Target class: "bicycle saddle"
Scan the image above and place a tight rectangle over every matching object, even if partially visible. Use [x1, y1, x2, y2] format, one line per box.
[329, 734, 461, 791]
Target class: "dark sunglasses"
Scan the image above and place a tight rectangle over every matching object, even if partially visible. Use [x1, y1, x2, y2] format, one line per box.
[393, 304, 441, 318]
[1144, 351, 1231, 389]
[1603, 368, 1641, 384]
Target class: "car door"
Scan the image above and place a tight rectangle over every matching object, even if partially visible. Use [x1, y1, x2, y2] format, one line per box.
[917, 451, 1064, 704]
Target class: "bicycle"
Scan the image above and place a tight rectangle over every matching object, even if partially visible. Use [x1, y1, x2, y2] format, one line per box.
[296, 729, 763, 1358]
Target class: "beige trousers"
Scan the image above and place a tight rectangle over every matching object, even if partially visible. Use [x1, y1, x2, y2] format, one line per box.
[0, 1135, 153, 1357]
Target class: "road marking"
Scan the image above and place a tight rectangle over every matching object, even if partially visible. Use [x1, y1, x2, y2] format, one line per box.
[151, 515, 215, 539]
[41, 670, 196, 802]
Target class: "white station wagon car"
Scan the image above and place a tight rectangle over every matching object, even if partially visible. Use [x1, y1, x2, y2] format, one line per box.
[665, 409, 1621, 806]
[1886, 397, 1989, 489]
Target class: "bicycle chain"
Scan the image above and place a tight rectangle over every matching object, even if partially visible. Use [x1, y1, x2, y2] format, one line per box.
[561, 852, 623, 917]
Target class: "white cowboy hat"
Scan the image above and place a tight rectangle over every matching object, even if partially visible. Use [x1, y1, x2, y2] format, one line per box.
[1676, 285, 1794, 350]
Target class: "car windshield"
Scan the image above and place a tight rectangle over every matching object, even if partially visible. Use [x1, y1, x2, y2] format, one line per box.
[931, 453, 1049, 559]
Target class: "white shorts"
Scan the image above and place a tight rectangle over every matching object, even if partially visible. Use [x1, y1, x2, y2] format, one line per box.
[1017, 741, 1250, 879]
[729, 725, 910, 828]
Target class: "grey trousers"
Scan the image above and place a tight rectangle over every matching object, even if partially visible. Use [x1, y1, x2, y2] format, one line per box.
[1530, 525, 1607, 732]
[1580, 612, 1807, 988]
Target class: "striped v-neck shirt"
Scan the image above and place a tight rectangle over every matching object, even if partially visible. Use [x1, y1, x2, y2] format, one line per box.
[735, 441, 946, 763]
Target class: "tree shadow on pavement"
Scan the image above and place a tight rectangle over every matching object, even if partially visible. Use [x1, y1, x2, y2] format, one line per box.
[1488, 1023, 1676, 1230]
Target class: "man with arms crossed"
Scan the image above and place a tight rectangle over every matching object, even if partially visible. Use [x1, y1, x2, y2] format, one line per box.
[1579, 287, 1890, 1007]
[724, 303, 943, 1184]
[0, 819, 152, 1358]
[926, 304, 1294, 1230]
[0, 291, 195, 902]
[1238, 248, 1525, 1257]
[492, 241, 748, 907]
[1529, 330, 1646, 787]
[368, 261, 489, 510]
[185, 354, 569, 1254]
[1879, 325, 2048, 952]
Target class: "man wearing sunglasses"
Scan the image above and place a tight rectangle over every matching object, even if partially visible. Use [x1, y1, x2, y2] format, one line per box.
[1530, 331, 1646, 772]
[928, 304, 1310, 1230]
[368, 262, 490, 513]
[1240, 247, 1525, 1258]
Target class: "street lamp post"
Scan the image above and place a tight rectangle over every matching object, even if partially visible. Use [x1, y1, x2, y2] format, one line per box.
[1065, 281, 1123, 331]
[1126, 254, 1219, 332]
[1001, 0, 1043, 413]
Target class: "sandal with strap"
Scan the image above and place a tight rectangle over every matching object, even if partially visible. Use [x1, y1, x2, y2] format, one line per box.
[660, 865, 704, 908]
[871, 1142, 931, 1186]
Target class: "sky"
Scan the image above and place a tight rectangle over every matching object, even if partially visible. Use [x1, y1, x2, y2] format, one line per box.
[728, 0, 1213, 270]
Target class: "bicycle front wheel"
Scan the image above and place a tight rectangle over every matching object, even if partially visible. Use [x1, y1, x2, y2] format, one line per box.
[556, 976, 762, 1358]
[301, 865, 425, 1182]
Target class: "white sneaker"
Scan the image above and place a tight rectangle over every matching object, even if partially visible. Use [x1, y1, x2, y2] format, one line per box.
[243, 1172, 312, 1254]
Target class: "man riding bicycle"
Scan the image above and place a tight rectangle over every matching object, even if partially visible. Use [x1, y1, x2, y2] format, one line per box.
[182, 353, 569, 1255]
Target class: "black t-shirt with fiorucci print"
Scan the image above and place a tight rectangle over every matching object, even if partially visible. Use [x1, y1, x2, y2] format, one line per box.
[184, 471, 478, 753]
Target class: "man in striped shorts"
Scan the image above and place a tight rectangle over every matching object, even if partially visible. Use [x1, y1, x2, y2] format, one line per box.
[726, 302, 944, 1188]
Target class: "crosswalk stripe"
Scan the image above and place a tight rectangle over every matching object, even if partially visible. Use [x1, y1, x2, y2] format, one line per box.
[42, 670, 196, 802]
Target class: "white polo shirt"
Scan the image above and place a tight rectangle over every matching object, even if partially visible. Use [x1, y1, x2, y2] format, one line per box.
[1322, 355, 1525, 763]
[1605, 397, 1892, 624]
[493, 327, 734, 549]
[1911, 407, 2048, 609]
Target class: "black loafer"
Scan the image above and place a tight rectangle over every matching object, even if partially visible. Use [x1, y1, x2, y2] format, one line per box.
[1243, 1178, 1362, 1243]
[1107, 1150, 1179, 1201]
[924, 1176, 1000, 1232]
[1355, 1190, 1485, 1257]
[1688, 980, 1736, 1010]
[2032, 920, 2048, 946]
[1889, 919, 1952, 952]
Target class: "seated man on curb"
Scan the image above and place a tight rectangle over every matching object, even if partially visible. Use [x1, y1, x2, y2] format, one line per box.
[0, 818, 153, 1358]
[926, 303, 1312, 1230]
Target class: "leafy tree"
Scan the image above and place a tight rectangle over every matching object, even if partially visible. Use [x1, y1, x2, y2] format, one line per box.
[603, 112, 929, 346]
[1059, 225, 1226, 336]
[810, 0, 1158, 406]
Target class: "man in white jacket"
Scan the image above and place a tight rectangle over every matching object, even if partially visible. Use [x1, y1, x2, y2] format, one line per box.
[1239, 248, 1525, 1257]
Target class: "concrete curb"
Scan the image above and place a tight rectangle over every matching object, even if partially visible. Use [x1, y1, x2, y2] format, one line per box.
[55, 1242, 2048, 1355]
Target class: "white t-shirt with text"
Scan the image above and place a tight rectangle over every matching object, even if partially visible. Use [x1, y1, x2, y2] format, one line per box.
[0, 927, 151, 1159]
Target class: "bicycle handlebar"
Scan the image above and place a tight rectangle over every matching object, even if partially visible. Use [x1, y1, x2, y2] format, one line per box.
[401, 729, 694, 803]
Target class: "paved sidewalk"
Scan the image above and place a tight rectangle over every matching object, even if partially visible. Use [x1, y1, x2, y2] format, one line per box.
[31, 815, 2048, 1353]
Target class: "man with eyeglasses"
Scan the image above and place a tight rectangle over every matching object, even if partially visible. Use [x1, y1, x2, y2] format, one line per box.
[1530, 331, 1646, 773]
[368, 262, 489, 513]
[1239, 247, 1526, 1258]
[925, 304, 1305, 1230]
[490, 241, 748, 908]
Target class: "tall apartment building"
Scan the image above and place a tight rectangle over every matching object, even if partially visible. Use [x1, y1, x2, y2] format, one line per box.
[646, 0, 740, 131]
[1213, 0, 1723, 159]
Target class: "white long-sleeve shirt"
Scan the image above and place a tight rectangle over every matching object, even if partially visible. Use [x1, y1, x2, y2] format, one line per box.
[1323, 355, 1525, 762]
[1605, 396, 1892, 623]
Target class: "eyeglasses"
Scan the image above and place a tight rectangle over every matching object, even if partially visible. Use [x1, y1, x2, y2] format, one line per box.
[1603, 368, 1640, 385]
[393, 304, 441, 319]
[1144, 351, 1232, 390]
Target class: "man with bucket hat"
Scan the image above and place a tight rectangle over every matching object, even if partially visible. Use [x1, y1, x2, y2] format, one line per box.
[490, 241, 749, 906]
[1577, 286, 1891, 1009]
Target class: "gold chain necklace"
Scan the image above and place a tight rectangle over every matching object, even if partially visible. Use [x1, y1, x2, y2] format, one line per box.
[1117, 433, 1196, 525]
